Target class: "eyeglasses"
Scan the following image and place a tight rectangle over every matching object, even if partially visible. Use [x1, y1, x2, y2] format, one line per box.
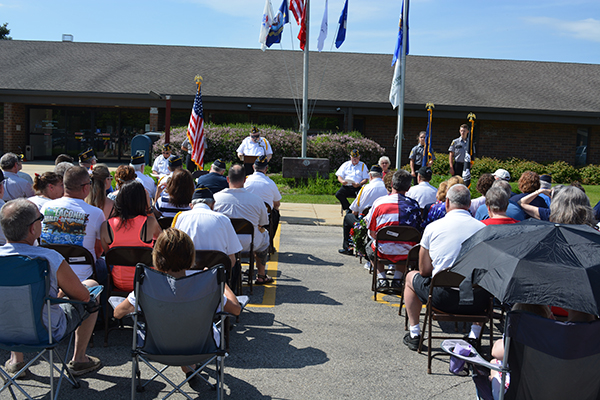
[29, 214, 44, 226]
[81, 180, 92, 187]
[380, 162, 390, 165]
[251, 135, 260, 140]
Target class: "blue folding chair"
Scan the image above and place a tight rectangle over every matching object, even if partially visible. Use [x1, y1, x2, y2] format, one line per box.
[131, 263, 229, 400]
[0, 255, 95, 400]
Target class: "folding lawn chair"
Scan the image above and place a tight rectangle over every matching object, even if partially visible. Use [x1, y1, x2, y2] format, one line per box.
[0, 255, 97, 400]
[442, 310, 600, 400]
[131, 263, 229, 400]
[229, 217, 255, 295]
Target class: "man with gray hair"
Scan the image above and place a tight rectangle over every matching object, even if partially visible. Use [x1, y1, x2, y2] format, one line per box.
[403, 184, 487, 350]
[1, 152, 34, 201]
[0, 199, 102, 376]
[196, 159, 229, 194]
[173, 185, 242, 269]
[130, 151, 156, 197]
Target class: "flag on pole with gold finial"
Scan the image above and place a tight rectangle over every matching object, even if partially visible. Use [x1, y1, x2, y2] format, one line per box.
[187, 75, 205, 169]
[423, 102, 434, 168]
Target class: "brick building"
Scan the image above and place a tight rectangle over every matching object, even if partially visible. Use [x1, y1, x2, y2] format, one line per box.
[0, 40, 599, 165]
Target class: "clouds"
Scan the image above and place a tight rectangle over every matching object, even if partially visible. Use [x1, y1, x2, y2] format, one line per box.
[526, 16, 600, 43]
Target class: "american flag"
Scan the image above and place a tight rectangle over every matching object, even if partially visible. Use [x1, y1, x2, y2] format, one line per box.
[187, 86, 205, 169]
[290, 0, 303, 25]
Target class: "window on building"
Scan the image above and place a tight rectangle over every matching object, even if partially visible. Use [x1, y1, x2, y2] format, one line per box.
[576, 127, 588, 166]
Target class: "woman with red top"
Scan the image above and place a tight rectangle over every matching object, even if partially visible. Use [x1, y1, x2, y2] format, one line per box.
[481, 186, 519, 226]
[100, 181, 162, 292]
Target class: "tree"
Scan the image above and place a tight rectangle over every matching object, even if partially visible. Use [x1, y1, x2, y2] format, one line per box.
[0, 23, 12, 40]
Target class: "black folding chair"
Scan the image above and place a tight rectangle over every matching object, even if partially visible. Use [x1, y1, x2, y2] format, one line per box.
[229, 218, 255, 295]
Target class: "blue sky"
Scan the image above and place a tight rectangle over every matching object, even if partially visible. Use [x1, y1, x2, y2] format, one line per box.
[1, 0, 599, 64]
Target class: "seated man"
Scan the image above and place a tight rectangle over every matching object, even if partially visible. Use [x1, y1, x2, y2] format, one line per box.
[339, 164, 388, 255]
[335, 149, 369, 213]
[40, 166, 106, 283]
[173, 185, 243, 269]
[1, 152, 34, 201]
[214, 165, 273, 285]
[196, 159, 229, 194]
[403, 184, 487, 350]
[481, 186, 519, 225]
[152, 144, 172, 177]
[0, 199, 102, 376]
[78, 148, 97, 174]
[364, 169, 422, 288]
[244, 156, 282, 251]
[130, 151, 157, 198]
[406, 166, 437, 209]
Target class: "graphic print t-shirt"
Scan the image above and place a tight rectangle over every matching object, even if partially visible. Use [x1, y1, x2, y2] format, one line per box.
[40, 197, 105, 281]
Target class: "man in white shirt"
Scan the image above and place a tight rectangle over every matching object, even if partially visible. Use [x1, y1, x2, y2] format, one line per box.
[339, 164, 388, 255]
[173, 185, 243, 269]
[151, 144, 172, 177]
[130, 151, 156, 198]
[40, 166, 106, 283]
[406, 166, 438, 209]
[237, 126, 273, 175]
[1, 152, 34, 201]
[214, 165, 273, 285]
[403, 184, 487, 351]
[335, 149, 369, 213]
[244, 156, 282, 252]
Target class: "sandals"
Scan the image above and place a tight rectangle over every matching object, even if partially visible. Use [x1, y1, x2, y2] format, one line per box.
[255, 274, 274, 285]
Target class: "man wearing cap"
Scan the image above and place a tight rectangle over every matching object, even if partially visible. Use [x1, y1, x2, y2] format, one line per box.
[335, 149, 369, 213]
[130, 151, 156, 197]
[214, 165, 273, 285]
[156, 154, 183, 188]
[1, 152, 34, 201]
[152, 144, 172, 177]
[406, 166, 438, 209]
[448, 124, 471, 179]
[339, 164, 388, 255]
[173, 185, 242, 269]
[195, 159, 229, 194]
[492, 168, 511, 182]
[78, 148, 97, 173]
[244, 156, 282, 252]
[409, 131, 436, 185]
[237, 126, 273, 176]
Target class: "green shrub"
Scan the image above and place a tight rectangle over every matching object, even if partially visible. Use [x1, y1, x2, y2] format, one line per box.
[546, 161, 581, 184]
[580, 165, 600, 185]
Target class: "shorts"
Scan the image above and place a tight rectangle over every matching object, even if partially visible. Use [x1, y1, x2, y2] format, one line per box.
[59, 302, 90, 340]
[412, 273, 489, 314]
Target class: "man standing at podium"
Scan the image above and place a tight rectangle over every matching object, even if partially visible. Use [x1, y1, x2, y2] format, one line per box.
[237, 126, 272, 175]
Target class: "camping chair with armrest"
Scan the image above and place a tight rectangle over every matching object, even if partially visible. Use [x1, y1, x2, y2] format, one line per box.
[103, 246, 154, 347]
[228, 218, 255, 295]
[371, 225, 421, 301]
[442, 310, 600, 400]
[0, 255, 99, 400]
[131, 263, 229, 400]
[419, 269, 494, 374]
[40, 243, 97, 281]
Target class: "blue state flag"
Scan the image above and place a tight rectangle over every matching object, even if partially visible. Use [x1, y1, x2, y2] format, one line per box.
[266, 0, 290, 48]
[391, 0, 409, 66]
[335, 0, 348, 48]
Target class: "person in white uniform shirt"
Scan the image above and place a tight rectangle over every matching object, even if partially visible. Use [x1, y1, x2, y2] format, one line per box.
[151, 144, 172, 177]
[1, 152, 34, 201]
[335, 149, 369, 213]
[339, 164, 388, 255]
[214, 165, 273, 285]
[237, 126, 273, 175]
[406, 166, 438, 209]
[130, 151, 157, 198]
[244, 156, 281, 252]
[173, 185, 243, 269]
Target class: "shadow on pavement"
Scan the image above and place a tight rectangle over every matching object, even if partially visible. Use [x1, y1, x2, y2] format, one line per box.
[277, 251, 343, 267]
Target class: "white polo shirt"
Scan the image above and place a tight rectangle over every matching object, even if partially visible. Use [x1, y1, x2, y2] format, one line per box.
[244, 171, 282, 209]
[406, 181, 438, 208]
[152, 154, 170, 176]
[236, 136, 273, 157]
[349, 178, 388, 214]
[173, 203, 242, 256]
[420, 209, 485, 276]
[336, 160, 369, 186]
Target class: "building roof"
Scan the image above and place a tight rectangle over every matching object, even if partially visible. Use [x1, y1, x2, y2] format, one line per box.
[1, 40, 600, 115]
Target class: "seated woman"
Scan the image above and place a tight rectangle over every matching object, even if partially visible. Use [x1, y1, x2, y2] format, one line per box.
[100, 181, 162, 292]
[86, 164, 114, 219]
[107, 165, 136, 201]
[114, 228, 241, 377]
[154, 169, 194, 218]
[28, 171, 64, 210]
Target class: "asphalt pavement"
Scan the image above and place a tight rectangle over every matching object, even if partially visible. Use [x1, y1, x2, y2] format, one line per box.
[1, 162, 484, 399]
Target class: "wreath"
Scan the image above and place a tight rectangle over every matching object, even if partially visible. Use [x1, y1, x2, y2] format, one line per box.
[350, 217, 368, 257]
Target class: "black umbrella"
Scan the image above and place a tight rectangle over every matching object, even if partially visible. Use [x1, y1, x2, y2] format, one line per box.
[451, 219, 600, 316]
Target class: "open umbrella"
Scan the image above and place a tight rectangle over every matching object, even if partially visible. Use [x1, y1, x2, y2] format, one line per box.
[451, 219, 600, 316]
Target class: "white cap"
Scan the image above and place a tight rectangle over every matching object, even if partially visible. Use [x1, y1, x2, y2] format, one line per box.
[493, 169, 511, 181]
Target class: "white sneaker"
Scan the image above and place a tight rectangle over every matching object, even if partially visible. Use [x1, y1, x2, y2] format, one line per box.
[363, 262, 372, 271]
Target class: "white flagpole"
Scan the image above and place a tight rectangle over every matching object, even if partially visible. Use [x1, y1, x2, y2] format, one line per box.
[301, 0, 310, 158]
[395, 0, 408, 169]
